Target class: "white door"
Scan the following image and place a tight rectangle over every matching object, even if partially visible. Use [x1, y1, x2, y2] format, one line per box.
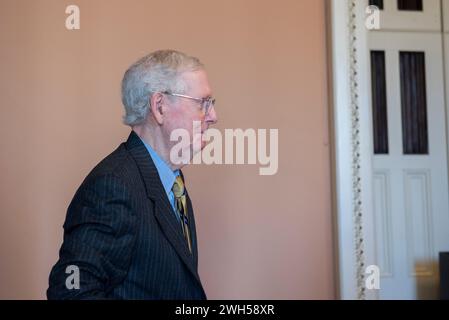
[369, 27, 449, 298]
[444, 0, 449, 163]
[371, 0, 441, 31]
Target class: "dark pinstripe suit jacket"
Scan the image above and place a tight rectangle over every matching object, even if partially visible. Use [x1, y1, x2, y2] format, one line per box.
[47, 131, 207, 300]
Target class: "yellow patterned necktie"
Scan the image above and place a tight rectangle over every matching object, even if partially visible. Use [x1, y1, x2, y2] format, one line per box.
[172, 176, 192, 254]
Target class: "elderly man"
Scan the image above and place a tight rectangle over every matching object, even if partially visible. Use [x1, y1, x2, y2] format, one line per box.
[47, 50, 217, 299]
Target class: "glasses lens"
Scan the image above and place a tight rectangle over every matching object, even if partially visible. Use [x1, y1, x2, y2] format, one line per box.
[203, 98, 215, 115]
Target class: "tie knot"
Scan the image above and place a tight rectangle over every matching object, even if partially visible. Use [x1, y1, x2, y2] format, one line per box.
[172, 176, 185, 198]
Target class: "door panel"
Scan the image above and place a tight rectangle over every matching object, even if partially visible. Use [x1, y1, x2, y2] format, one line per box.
[369, 31, 449, 299]
[443, 0, 449, 32]
[367, 0, 441, 31]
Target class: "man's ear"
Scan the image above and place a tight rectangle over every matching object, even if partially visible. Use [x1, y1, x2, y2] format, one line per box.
[149, 92, 165, 125]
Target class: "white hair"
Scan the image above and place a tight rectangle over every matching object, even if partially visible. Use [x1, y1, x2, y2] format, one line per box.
[121, 50, 204, 126]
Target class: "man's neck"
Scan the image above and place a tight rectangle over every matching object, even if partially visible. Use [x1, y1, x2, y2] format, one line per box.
[132, 124, 179, 171]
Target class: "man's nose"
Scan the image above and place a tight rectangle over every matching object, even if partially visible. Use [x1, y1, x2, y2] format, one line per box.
[206, 105, 218, 125]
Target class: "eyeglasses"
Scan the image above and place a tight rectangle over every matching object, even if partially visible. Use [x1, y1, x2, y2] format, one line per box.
[163, 91, 216, 115]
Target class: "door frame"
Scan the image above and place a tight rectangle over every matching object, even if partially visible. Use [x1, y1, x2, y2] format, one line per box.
[328, 0, 449, 300]
[327, 0, 378, 300]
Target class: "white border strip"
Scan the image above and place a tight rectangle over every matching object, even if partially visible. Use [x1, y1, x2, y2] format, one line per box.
[328, 0, 378, 300]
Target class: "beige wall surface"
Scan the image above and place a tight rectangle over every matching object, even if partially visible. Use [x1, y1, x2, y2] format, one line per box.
[0, 0, 334, 299]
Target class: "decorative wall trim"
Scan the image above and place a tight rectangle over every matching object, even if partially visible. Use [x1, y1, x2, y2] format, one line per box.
[348, 0, 367, 300]
[329, 0, 377, 300]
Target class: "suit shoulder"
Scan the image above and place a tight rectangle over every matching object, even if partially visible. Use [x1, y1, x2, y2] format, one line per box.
[82, 142, 137, 185]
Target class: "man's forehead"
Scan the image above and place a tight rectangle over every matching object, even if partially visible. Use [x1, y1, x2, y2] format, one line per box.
[181, 70, 212, 96]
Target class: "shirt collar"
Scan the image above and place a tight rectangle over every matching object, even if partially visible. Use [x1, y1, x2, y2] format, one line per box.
[139, 136, 180, 197]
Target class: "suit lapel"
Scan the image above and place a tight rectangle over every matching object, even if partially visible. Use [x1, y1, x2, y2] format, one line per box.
[185, 189, 199, 269]
[124, 131, 201, 285]
[179, 170, 199, 268]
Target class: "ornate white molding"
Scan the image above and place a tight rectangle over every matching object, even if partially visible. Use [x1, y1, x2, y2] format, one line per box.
[348, 0, 366, 300]
[329, 0, 377, 300]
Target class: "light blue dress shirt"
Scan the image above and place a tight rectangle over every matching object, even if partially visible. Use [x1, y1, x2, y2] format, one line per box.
[139, 137, 181, 222]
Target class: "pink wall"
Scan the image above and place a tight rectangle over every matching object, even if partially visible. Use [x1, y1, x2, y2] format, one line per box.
[0, 0, 335, 299]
